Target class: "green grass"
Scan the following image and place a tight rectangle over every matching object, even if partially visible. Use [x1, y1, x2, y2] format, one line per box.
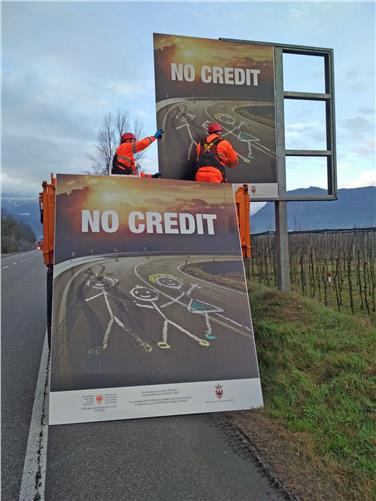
[249, 281, 376, 500]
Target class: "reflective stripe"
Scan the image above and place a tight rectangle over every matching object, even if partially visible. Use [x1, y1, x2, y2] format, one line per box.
[118, 154, 132, 163]
[132, 143, 137, 155]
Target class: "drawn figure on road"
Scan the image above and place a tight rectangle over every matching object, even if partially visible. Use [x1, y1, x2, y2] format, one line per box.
[207, 115, 258, 162]
[148, 273, 224, 341]
[130, 284, 210, 350]
[84, 267, 152, 356]
[172, 105, 203, 160]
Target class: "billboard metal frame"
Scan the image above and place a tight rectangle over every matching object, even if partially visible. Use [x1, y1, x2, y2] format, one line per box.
[221, 38, 337, 202]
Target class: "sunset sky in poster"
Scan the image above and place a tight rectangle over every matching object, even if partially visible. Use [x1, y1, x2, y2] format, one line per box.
[54, 175, 241, 264]
[154, 33, 274, 101]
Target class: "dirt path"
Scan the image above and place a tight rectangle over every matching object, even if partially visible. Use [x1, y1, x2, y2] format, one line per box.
[227, 410, 347, 501]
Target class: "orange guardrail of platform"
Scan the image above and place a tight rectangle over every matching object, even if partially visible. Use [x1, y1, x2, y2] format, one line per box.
[39, 175, 56, 266]
[235, 184, 251, 259]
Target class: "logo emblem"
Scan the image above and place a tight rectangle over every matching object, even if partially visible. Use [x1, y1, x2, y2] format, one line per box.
[215, 384, 223, 399]
[95, 394, 104, 404]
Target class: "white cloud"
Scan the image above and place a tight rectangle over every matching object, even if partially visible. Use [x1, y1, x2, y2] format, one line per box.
[107, 79, 154, 98]
[286, 121, 320, 134]
[0, 171, 40, 195]
[250, 202, 266, 215]
[339, 169, 376, 189]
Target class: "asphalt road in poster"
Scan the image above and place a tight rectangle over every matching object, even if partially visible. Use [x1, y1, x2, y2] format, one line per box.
[2, 250, 284, 500]
[51, 255, 260, 392]
[158, 99, 276, 183]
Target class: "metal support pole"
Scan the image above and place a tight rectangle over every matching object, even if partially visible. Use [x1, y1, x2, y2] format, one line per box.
[274, 48, 290, 292]
[275, 201, 289, 291]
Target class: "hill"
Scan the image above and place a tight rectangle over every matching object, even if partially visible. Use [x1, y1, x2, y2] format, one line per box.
[1, 212, 36, 253]
[1, 194, 43, 240]
[251, 186, 376, 233]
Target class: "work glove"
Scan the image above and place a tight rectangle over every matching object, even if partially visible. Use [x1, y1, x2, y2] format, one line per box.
[154, 129, 164, 139]
[152, 172, 161, 178]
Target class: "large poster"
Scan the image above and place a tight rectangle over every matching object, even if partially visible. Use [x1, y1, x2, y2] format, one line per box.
[49, 174, 263, 425]
[154, 33, 277, 198]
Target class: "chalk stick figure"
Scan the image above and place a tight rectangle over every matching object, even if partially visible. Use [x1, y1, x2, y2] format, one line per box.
[84, 270, 152, 356]
[149, 273, 223, 340]
[130, 284, 210, 350]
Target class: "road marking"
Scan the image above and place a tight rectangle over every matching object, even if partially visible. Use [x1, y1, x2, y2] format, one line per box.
[19, 334, 49, 501]
[12, 262, 18, 266]
[2, 266, 9, 269]
[134, 260, 249, 337]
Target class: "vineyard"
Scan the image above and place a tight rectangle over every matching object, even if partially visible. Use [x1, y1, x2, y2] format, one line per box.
[248, 228, 376, 320]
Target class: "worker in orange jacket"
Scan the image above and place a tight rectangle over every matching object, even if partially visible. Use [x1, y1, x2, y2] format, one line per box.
[112, 129, 164, 176]
[195, 123, 238, 183]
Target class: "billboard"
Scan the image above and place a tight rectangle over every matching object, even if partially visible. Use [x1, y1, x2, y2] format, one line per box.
[154, 33, 277, 197]
[49, 174, 263, 425]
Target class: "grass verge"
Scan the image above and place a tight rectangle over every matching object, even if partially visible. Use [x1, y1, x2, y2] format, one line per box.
[183, 262, 375, 499]
[236, 281, 376, 500]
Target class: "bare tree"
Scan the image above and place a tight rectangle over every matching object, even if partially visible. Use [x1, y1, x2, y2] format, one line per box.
[86, 110, 144, 175]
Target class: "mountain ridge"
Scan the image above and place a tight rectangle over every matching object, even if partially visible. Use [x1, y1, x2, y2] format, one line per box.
[251, 186, 376, 233]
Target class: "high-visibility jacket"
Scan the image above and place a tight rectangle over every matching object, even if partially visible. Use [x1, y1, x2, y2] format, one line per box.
[112, 136, 156, 175]
[195, 134, 238, 183]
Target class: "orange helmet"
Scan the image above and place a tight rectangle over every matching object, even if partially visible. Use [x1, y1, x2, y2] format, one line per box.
[208, 122, 223, 134]
[121, 132, 136, 142]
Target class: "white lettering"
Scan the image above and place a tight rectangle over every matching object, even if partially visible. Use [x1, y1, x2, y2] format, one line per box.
[101, 210, 119, 233]
[82, 210, 100, 232]
[172, 63, 260, 86]
[246, 69, 251, 86]
[164, 212, 179, 234]
[234, 68, 246, 85]
[196, 214, 204, 235]
[224, 67, 234, 85]
[201, 65, 211, 84]
[212, 66, 224, 84]
[127, 211, 217, 235]
[146, 212, 163, 234]
[171, 63, 183, 81]
[81, 210, 119, 233]
[128, 211, 145, 233]
[184, 64, 195, 82]
[250, 68, 260, 86]
[202, 214, 217, 235]
[179, 213, 196, 234]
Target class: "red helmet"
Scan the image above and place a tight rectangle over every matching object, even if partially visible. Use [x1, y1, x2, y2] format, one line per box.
[208, 122, 223, 134]
[121, 132, 136, 142]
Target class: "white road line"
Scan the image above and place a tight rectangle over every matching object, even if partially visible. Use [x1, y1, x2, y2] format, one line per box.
[12, 262, 18, 266]
[2, 266, 9, 269]
[19, 334, 49, 501]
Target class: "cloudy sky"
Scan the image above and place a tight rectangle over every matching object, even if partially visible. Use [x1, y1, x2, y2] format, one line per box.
[2, 1, 375, 196]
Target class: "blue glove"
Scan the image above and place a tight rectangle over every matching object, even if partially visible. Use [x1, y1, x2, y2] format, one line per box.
[154, 129, 164, 139]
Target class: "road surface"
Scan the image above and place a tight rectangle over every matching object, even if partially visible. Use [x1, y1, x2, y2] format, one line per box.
[51, 255, 259, 392]
[2, 250, 285, 500]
